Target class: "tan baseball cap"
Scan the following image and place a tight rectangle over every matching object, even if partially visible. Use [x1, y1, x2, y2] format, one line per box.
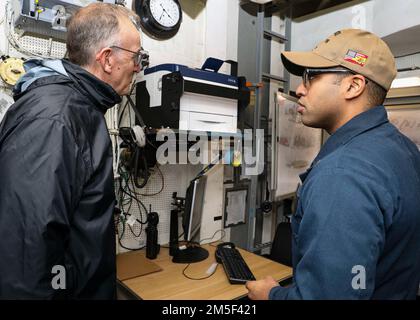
[281, 29, 397, 91]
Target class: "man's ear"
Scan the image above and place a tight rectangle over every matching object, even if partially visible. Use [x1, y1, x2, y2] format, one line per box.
[95, 47, 113, 74]
[344, 75, 367, 100]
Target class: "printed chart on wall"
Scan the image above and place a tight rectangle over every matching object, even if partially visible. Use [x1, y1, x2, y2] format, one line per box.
[386, 105, 420, 150]
[275, 93, 322, 199]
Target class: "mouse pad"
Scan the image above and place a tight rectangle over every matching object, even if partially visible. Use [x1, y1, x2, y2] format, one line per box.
[117, 251, 162, 280]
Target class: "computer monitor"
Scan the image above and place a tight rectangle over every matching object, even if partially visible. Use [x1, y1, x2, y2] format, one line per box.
[184, 175, 207, 242]
[172, 175, 209, 263]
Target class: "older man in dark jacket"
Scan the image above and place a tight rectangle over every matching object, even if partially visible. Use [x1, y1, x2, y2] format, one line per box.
[0, 3, 143, 299]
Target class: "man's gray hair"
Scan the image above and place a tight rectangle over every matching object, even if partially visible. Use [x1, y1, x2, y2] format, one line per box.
[66, 3, 140, 66]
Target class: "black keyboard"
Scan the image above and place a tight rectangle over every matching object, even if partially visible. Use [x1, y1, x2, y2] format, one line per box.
[215, 242, 256, 284]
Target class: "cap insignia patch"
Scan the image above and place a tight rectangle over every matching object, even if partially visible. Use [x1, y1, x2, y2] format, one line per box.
[344, 50, 368, 67]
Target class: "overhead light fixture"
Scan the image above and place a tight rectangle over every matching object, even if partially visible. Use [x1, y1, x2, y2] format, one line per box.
[249, 0, 273, 4]
[391, 77, 420, 88]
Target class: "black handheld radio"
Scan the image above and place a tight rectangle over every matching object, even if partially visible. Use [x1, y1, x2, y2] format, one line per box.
[146, 206, 160, 259]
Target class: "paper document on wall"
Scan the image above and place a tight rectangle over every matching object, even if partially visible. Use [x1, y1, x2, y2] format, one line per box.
[387, 106, 420, 150]
[225, 189, 247, 226]
[275, 93, 322, 198]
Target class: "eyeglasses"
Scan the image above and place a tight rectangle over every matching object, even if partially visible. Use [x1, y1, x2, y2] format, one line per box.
[110, 45, 150, 71]
[302, 68, 360, 88]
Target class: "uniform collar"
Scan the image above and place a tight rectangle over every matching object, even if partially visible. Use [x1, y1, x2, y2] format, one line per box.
[299, 105, 389, 183]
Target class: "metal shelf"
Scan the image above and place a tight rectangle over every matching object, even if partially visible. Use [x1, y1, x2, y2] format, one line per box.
[263, 29, 287, 43]
[262, 72, 286, 82]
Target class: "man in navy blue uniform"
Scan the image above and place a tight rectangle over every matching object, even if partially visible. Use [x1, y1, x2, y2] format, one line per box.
[246, 29, 420, 299]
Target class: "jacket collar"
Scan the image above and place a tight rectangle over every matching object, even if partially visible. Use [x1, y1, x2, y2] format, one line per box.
[14, 59, 121, 113]
[299, 105, 389, 182]
[62, 60, 122, 112]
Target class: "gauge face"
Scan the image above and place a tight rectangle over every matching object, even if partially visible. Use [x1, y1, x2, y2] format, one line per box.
[135, 0, 182, 39]
[149, 0, 180, 28]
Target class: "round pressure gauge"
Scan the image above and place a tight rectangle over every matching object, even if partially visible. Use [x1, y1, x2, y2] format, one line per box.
[135, 0, 183, 40]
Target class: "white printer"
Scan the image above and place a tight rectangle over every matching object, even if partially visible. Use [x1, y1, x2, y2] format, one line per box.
[135, 58, 249, 134]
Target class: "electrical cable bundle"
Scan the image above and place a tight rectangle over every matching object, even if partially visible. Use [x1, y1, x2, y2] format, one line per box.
[115, 165, 148, 250]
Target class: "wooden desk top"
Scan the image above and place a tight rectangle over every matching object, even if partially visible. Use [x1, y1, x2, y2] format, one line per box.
[120, 244, 293, 300]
